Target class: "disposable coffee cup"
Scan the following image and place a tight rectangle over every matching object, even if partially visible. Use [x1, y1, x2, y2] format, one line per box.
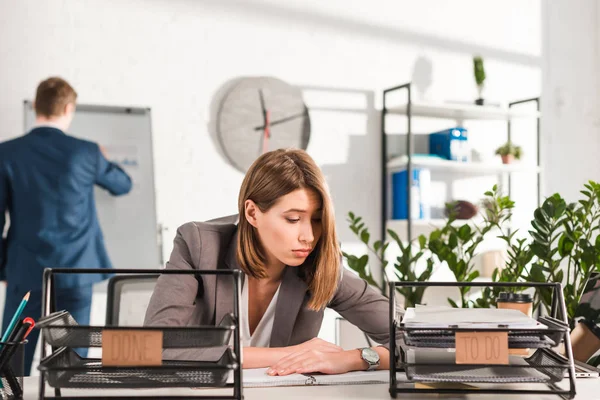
[497, 292, 533, 317]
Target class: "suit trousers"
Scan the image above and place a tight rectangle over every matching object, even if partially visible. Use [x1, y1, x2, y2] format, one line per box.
[2, 284, 93, 375]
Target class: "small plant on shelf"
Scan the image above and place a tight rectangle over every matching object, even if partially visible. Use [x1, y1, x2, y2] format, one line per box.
[495, 141, 522, 164]
[473, 56, 486, 105]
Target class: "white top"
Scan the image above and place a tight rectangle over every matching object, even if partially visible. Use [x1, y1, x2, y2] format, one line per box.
[241, 274, 281, 347]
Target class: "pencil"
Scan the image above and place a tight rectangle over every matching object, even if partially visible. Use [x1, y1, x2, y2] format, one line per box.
[0, 292, 30, 345]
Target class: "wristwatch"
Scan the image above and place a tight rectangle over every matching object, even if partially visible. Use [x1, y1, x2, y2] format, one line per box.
[359, 347, 380, 371]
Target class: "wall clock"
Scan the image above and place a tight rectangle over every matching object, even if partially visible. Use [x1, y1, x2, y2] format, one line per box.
[216, 77, 311, 172]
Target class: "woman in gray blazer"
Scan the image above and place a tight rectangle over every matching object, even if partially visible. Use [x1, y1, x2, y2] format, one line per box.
[144, 149, 400, 376]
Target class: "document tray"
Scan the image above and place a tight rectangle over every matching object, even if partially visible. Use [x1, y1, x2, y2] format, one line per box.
[38, 346, 237, 389]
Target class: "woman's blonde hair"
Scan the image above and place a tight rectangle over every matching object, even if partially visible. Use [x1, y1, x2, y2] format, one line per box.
[237, 148, 340, 311]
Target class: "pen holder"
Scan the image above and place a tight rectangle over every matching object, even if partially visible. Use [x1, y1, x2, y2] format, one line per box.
[0, 340, 26, 399]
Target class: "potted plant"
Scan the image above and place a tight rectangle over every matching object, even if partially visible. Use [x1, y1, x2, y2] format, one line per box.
[526, 181, 600, 365]
[473, 56, 486, 105]
[495, 142, 522, 164]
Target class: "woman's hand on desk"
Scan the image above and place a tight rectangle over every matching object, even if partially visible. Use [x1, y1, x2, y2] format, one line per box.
[289, 338, 343, 354]
[242, 339, 341, 369]
[266, 349, 362, 376]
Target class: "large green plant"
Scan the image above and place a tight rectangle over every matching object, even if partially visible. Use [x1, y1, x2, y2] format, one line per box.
[527, 182, 600, 327]
[343, 186, 513, 308]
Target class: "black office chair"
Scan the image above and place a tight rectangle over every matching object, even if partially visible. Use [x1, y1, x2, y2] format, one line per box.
[105, 274, 160, 326]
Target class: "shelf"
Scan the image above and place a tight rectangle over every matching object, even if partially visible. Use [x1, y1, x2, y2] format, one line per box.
[387, 218, 482, 232]
[387, 156, 541, 175]
[387, 101, 540, 121]
[386, 218, 511, 234]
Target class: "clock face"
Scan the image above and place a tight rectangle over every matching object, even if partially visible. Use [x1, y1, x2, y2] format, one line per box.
[216, 77, 311, 172]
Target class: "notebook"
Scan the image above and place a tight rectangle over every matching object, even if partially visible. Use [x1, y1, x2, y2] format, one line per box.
[236, 368, 396, 387]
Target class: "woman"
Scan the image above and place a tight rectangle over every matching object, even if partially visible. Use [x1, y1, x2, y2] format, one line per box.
[144, 149, 398, 376]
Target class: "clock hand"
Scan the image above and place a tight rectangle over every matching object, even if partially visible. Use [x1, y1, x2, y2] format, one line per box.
[258, 89, 267, 123]
[258, 89, 269, 155]
[262, 110, 271, 154]
[254, 111, 307, 131]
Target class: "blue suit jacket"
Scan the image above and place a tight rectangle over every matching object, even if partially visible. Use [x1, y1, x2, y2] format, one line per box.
[0, 127, 132, 292]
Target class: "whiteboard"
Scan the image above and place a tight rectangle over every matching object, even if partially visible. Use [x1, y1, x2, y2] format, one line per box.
[24, 101, 161, 270]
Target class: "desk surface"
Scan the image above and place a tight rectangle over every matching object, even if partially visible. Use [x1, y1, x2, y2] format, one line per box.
[21, 376, 600, 400]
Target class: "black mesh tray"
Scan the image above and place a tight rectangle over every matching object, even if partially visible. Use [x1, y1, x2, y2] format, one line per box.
[38, 346, 238, 389]
[404, 333, 555, 349]
[399, 340, 570, 384]
[36, 311, 235, 348]
[402, 316, 567, 349]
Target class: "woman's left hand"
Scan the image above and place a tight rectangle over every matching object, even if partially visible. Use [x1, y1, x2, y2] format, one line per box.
[266, 349, 361, 376]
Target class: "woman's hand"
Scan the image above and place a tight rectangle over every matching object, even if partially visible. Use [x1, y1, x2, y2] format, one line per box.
[289, 338, 343, 354]
[241, 339, 342, 369]
[266, 349, 362, 376]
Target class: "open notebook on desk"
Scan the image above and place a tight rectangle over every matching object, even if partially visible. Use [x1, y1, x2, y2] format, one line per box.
[232, 368, 397, 387]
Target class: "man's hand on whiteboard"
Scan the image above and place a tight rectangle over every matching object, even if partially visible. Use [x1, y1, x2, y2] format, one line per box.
[99, 145, 108, 159]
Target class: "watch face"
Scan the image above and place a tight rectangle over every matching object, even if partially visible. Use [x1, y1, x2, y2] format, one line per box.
[362, 348, 379, 363]
[216, 76, 311, 172]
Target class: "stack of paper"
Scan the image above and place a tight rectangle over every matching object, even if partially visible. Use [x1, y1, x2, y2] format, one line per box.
[402, 306, 546, 329]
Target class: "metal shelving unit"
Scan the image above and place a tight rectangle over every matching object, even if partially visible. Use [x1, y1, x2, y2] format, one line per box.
[381, 82, 541, 251]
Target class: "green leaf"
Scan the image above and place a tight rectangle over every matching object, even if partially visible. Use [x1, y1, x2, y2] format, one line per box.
[467, 270, 480, 282]
[529, 264, 547, 282]
[530, 242, 547, 259]
[358, 254, 369, 270]
[531, 219, 549, 235]
[556, 270, 564, 284]
[534, 208, 550, 224]
[430, 229, 442, 242]
[373, 240, 382, 252]
[418, 234, 427, 249]
[360, 230, 370, 245]
[458, 225, 472, 241]
[529, 230, 548, 245]
[558, 235, 575, 257]
[449, 233, 458, 249]
[387, 229, 401, 245]
[447, 298, 459, 308]
[543, 199, 556, 219]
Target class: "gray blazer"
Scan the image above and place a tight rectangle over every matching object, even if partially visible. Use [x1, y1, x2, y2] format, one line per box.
[144, 215, 398, 359]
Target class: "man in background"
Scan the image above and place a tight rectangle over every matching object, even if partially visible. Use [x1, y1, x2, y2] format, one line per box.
[0, 77, 132, 374]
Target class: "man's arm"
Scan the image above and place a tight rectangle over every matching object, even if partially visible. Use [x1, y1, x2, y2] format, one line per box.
[95, 144, 133, 196]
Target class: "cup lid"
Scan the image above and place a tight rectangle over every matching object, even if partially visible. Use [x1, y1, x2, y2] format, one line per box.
[497, 292, 532, 303]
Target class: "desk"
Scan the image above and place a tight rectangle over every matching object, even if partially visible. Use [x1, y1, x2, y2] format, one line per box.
[19, 376, 600, 399]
